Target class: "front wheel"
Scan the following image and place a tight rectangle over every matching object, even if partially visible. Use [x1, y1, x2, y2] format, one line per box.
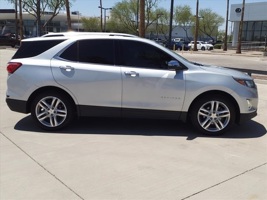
[190, 95, 236, 135]
[31, 91, 75, 131]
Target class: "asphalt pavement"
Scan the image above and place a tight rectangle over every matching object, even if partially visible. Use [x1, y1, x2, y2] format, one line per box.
[1, 48, 267, 200]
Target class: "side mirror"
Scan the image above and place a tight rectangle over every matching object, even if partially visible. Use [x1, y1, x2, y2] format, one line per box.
[167, 60, 181, 70]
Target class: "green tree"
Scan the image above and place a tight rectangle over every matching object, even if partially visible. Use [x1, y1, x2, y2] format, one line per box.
[146, 8, 169, 40]
[111, 0, 160, 35]
[197, 8, 224, 41]
[106, 18, 132, 33]
[174, 5, 193, 41]
[144, 0, 160, 29]
[111, 0, 139, 34]
[81, 17, 101, 32]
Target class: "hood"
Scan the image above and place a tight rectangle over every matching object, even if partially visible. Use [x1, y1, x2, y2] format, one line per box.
[200, 65, 252, 80]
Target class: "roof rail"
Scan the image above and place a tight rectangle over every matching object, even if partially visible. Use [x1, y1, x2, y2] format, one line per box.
[41, 32, 137, 38]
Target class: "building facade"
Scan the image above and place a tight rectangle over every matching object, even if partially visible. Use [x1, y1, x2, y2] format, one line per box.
[0, 9, 82, 37]
[230, 2, 267, 46]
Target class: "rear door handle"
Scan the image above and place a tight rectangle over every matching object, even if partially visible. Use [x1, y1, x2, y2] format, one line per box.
[124, 71, 139, 77]
[59, 65, 74, 72]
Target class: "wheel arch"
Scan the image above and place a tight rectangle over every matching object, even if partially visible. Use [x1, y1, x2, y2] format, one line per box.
[26, 86, 78, 115]
[187, 90, 240, 124]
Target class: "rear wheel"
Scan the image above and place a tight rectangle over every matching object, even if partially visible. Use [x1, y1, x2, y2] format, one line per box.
[190, 95, 236, 135]
[31, 91, 75, 131]
[201, 46, 205, 51]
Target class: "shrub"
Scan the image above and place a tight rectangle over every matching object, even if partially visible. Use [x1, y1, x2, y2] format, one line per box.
[214, 44, 222, 49]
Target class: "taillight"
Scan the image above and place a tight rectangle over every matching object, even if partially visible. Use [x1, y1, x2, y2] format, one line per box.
[7, 62, 22, 74]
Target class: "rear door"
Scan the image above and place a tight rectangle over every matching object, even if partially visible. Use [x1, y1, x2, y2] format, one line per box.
[51, 39, 122, 117]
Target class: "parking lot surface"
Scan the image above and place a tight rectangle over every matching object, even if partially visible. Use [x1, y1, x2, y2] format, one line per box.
[1, 48, 267, 200]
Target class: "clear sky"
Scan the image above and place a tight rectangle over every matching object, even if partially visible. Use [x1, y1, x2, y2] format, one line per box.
[1, 0, 266, 29]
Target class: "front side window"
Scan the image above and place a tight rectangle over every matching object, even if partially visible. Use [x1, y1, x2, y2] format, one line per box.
[117, 40, 175, 70]
[60, 39, 114, 65]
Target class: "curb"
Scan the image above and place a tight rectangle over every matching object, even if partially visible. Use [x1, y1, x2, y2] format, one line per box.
[178, 50, 265, 58]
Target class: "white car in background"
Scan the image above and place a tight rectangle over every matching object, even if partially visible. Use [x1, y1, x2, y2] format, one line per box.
[188, 41, 214, 50]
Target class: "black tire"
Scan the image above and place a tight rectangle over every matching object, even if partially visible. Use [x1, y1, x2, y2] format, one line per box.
[201, 46, 205, 51]
[190, 95, 236, 135]
[31, 91, 75, 131]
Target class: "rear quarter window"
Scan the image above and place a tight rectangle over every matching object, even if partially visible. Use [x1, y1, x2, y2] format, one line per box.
[12, 39, 65, 59]
[59, 39, 114, 65]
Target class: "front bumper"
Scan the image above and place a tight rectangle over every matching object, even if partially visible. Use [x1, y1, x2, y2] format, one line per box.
[238, 110, 257, 124]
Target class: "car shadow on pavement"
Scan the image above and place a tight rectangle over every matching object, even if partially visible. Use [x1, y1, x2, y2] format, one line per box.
[14, 115, 266, 140]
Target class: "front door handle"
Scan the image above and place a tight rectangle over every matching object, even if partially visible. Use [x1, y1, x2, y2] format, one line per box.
[124, 71, 139, 77]
[59, 65, 74, 72]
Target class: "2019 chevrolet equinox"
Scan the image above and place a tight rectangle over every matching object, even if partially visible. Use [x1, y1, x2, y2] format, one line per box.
[6, 32, 258, 135]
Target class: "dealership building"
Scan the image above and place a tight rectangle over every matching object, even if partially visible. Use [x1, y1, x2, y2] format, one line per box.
[230, 1, 267, 46]
[0, 9, 82, 37]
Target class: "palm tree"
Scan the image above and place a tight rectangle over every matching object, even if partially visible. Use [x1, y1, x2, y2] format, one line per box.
[19, 0, 23, 40]
[65, 0, 72, 31]
[223, 0, 229, 51]
[139, 0, 145, 38]
[193, 0, 199, 51]
[168, 0, 174, 47]
[236, 0, 245, 54]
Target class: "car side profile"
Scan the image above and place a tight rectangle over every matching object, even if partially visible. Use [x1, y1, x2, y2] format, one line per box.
[166, 41, 190, 51]
[0, 35, 20, 47]
[6, 33, 258, 135]
[188, 41, 214, 50]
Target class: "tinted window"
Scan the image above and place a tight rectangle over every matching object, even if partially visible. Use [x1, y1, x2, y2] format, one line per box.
[118, 40, 174, 69]
[12, 40, 65, 59]
[60, 39, 114, 65]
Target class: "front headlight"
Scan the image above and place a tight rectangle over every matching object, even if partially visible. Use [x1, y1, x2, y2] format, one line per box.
[233, 78, 256, 88]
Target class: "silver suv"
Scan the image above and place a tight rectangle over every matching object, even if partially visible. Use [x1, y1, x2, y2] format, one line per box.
[6, 33, 258, 135]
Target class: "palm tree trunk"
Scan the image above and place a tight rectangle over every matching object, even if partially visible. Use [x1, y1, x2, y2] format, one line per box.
[193, 0, 199, 51]
[168, 0, 174, 47]
[139, 0, 145, 38]
[19, 0, 23, 40]
[36, 0, 41, 36]
[236, 0, 245, 54]
[223, 0, 229, 51]
[65, 0, 72, 31]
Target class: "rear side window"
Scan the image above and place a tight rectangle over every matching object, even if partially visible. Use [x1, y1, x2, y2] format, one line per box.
[12, 40, 65, 59]
[59, 39, 114, 65]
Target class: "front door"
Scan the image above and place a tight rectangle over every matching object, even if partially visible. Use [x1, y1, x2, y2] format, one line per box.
[116, 40, 186, 118]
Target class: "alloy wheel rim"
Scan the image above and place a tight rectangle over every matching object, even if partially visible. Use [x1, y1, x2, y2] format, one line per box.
[35, 96, 67, 127]
[197, 100, 230, 132]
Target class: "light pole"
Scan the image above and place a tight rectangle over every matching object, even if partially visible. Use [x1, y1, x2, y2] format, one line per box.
[98, 6, 112, 32]
[265, 33, 267, 51]
[77, 11, 80, 32]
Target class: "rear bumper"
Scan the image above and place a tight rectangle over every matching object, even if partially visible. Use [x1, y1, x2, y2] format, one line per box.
[6, 98, 28, 114]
